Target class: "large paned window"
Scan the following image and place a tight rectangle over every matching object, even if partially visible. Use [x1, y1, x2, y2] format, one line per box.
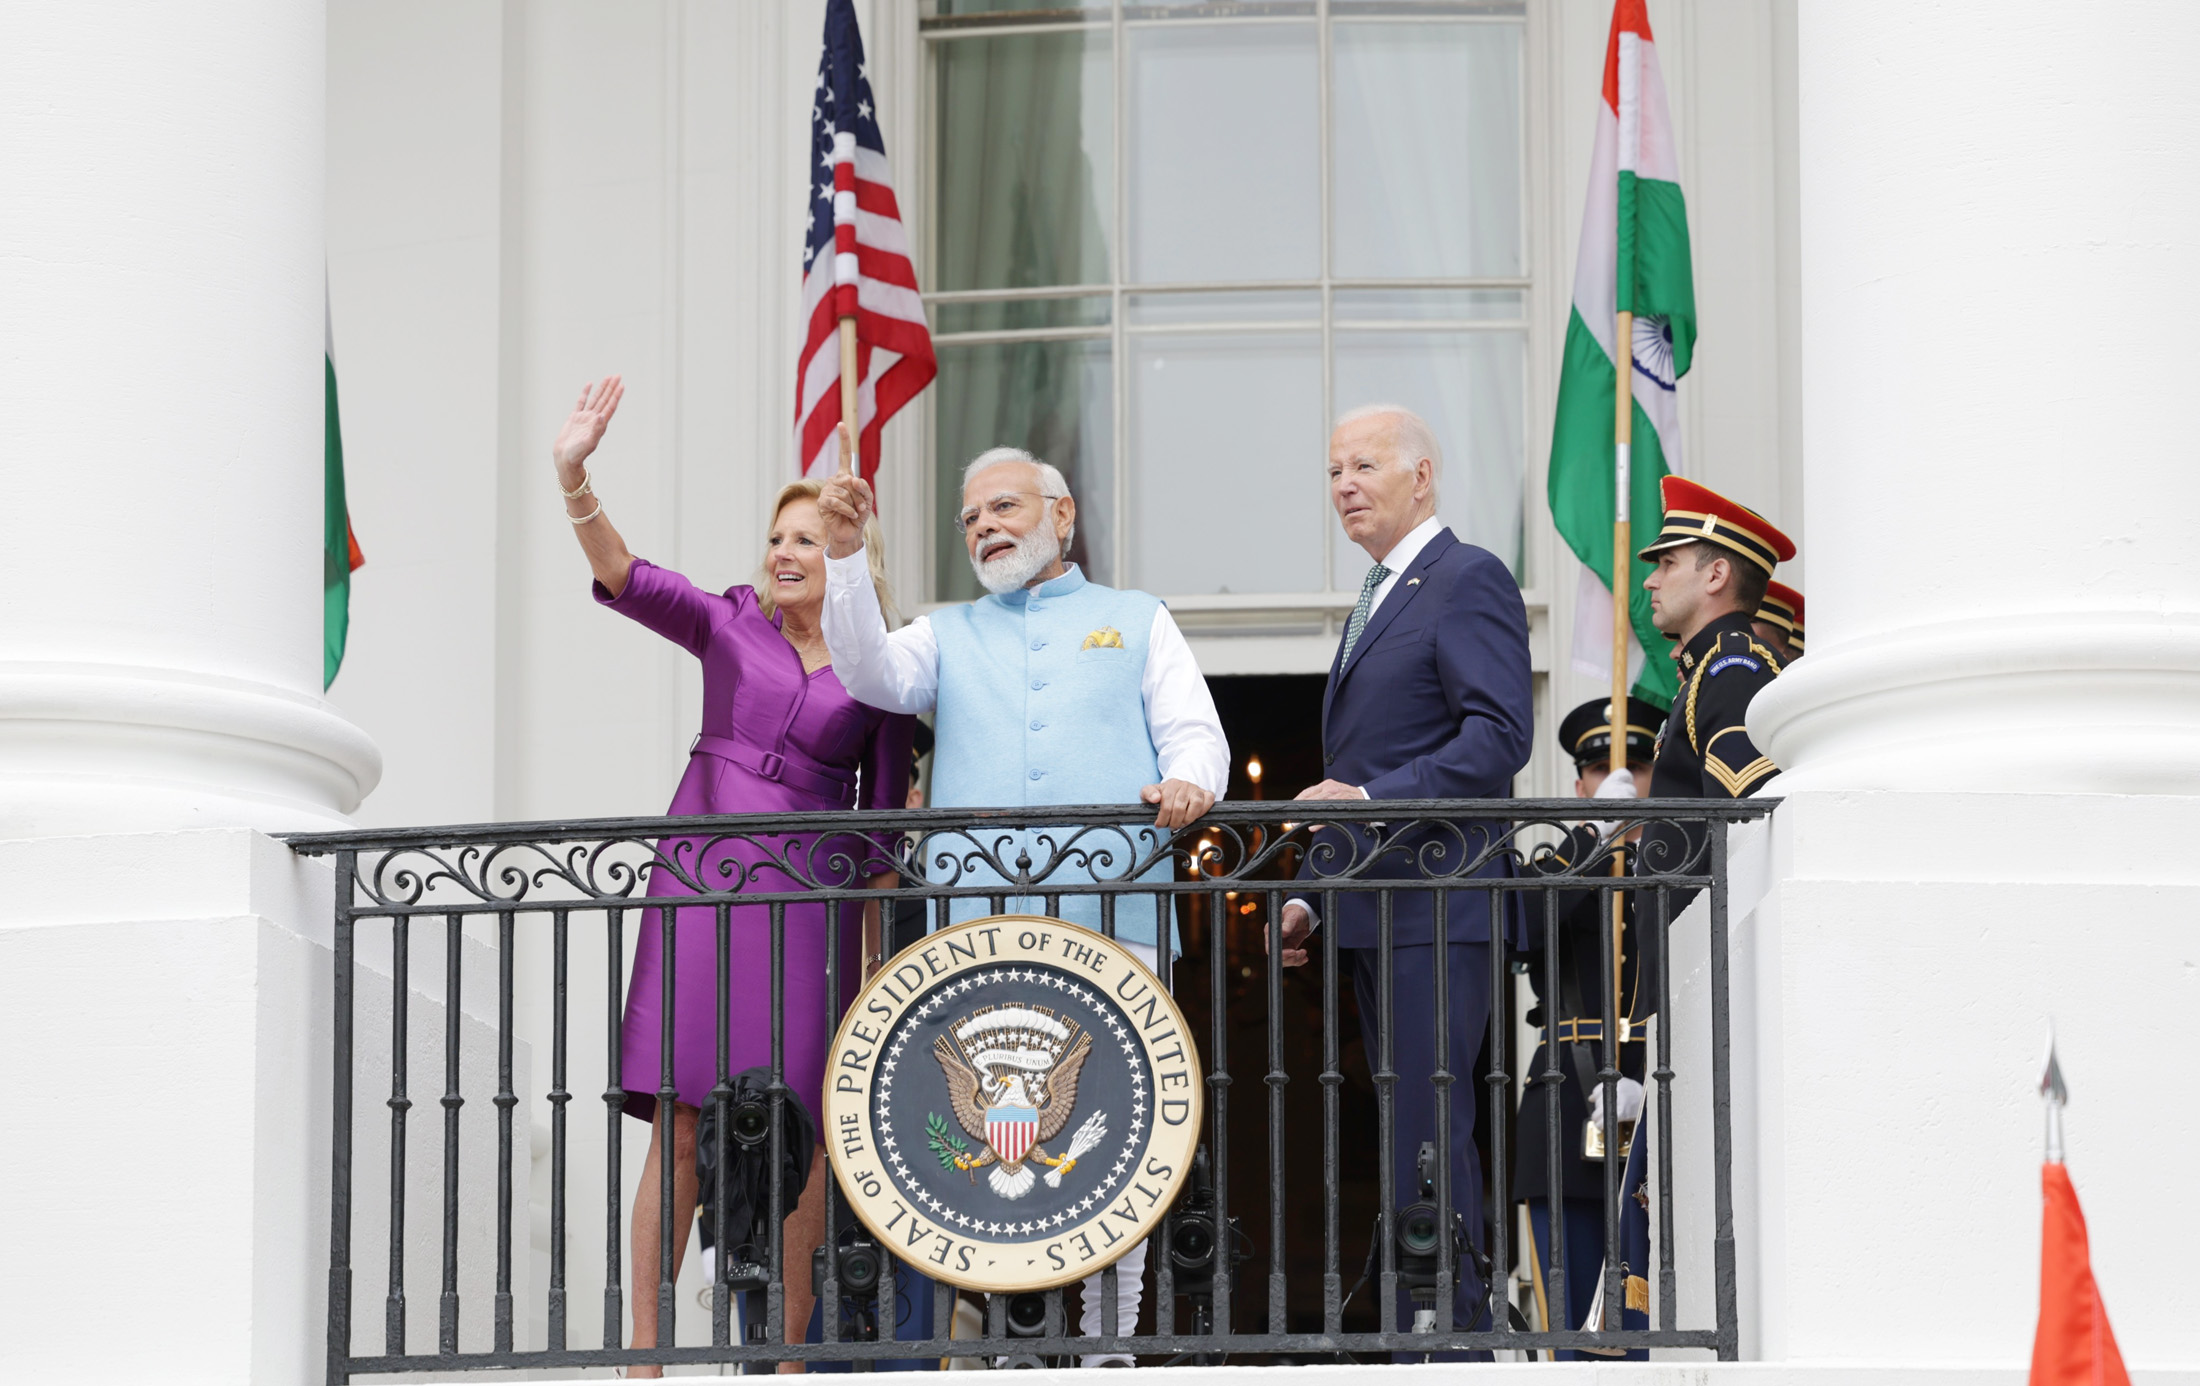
[923, 1, 1526, 607]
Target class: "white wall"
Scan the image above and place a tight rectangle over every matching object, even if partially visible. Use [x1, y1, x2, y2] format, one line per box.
[325, 0, 507, 830]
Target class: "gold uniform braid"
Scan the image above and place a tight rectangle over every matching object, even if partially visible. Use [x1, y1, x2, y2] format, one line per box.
[1684, 636, 1785, 755]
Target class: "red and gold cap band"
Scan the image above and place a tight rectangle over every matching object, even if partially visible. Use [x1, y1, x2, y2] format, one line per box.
[1756, 580, 1805, 651]
[1637, 476, 1795, 575]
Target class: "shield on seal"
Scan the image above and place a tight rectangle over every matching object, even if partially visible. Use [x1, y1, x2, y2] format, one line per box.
[985, 1104, 1039, 1165]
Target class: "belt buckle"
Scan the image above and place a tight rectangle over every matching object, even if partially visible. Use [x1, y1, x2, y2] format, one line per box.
[757, 750, 786, 778]
[1583, 1117, 1638, 1163]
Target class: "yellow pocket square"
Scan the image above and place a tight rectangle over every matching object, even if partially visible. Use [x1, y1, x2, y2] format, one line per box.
[1080, 626, 1125, 651]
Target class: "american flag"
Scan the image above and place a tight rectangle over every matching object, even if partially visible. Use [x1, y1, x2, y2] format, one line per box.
[797, 0, 934, 482]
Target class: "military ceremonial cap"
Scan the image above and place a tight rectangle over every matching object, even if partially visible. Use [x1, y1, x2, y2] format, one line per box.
[1637, 476, 1796, 574]
[1558, 695, 1664, 769]
[1757, 581, 1805, 652]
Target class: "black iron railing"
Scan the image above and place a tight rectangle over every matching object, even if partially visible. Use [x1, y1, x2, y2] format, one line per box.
[287, 798, 1771, 1378]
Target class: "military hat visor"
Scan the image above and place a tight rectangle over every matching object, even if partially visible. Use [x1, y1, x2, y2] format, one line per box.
[1637, 476, 1796, 575]
[1558, 695, 1663, 768]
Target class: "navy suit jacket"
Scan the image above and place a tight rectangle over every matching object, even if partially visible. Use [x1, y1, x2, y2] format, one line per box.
[1304, 527, 1534, 948]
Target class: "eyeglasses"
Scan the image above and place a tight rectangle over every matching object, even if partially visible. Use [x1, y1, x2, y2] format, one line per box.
[954, 490, 1059, 534]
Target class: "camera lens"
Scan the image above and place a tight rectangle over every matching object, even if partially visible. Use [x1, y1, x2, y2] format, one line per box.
[840, 1241, 882, 1296]
[1004, 1291, 1049, 1337]
[731, 1099, 770, 1148]
[1169, 1215, 1217, 1272]
[1398, 1204, 1441, 1258]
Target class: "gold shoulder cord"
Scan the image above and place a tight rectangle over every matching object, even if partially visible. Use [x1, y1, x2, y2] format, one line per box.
[1685, 635, 1784, 754]
[1684, 668, 1702, 754]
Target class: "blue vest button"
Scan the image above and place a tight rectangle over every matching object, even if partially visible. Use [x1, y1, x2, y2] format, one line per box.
[1030, 720, 1043, 731]
[1031, 640, 1044, 650]
[1028, 769, 1043, 780]
[1031, 680, 1044, 690]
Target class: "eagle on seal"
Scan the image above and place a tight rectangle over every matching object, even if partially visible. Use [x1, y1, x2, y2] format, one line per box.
[932, 1004, 1097, 1200]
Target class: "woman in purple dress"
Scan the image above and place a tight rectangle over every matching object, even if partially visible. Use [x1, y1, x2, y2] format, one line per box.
[554, 379, 914, 1372]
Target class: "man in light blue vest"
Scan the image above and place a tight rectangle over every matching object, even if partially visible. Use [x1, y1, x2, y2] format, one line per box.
[819, 445, 1228, 1361]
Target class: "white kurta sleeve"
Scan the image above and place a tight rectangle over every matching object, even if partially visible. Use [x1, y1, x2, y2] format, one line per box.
[1142, 605, 1230, 795]
[821, 547, 941, 715]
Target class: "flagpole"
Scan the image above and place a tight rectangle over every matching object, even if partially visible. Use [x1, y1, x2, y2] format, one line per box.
[1611, 309, 1633, 781]
[1605, 306, 1633, 1281]
[838, 316, 859, 473]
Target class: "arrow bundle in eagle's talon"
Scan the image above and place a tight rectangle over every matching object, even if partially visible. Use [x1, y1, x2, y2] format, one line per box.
[1044, 1111, 1109, 1188]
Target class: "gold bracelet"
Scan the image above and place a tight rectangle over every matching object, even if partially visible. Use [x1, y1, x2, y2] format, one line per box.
[558, 471, 592, 500]
[568, 499, 604, 525]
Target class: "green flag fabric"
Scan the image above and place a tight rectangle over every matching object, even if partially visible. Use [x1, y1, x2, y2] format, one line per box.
[1546, 0, 1695, 709]
[324, 298, 359, 688]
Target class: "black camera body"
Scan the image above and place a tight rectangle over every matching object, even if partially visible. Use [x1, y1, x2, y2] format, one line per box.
[1162, 1146, 1244, 1344]
[811, 1232, 885, 1301]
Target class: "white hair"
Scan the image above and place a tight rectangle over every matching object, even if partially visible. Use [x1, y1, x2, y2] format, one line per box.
[1334, 403, 1443, 504]
[961, 446, 1075, 550]
[962, 446, 1070, 499]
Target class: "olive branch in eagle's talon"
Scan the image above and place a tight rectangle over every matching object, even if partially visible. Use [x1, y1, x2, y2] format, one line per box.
[927, 1112, 990, 1178]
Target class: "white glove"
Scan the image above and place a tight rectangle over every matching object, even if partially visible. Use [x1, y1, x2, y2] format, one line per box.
[1585, 766, 1639, 837]
[1593, 767, 1637, 799]
[1587, 1076, 1646, 1128]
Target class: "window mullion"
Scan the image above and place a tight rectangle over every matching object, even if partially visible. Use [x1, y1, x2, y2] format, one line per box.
[1112, 0, 1129, 591]
[1318, 0, 1335, 600]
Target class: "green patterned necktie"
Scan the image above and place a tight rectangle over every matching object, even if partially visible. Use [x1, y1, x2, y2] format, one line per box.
[1340, 562, 1391, 666]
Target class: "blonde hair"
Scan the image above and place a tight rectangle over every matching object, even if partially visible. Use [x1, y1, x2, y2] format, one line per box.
[755, 479, 899, 625]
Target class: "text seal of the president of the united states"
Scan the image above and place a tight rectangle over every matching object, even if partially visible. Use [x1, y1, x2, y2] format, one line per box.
[824, 916, 1203, 1293]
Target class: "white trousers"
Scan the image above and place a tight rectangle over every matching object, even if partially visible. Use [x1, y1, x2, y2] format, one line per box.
[1076, 938, 1155, 1363]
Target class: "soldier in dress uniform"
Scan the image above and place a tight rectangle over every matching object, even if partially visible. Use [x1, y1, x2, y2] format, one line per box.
[1516, 696, 1662, 1357]
[1638, 476, 1796, 869]
[1539, 480, 1793, 1352]
[1753, 580, 1805, 664]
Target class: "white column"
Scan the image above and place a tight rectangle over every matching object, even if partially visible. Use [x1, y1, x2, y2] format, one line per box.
[0, 7, 377, 1384]
[1724, 2, 2200, 1374]
[1750, 0, 2200, 795]
[0, 2, 379, 837]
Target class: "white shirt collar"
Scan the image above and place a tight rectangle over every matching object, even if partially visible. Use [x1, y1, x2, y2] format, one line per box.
[1372, 514, 1444, 575]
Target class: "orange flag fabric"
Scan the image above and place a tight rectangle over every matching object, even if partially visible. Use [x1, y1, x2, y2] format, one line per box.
[2030, 1162, 2128, 1386]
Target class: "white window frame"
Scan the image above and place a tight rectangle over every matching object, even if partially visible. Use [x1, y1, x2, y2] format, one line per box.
[883, 0, 1579, 793]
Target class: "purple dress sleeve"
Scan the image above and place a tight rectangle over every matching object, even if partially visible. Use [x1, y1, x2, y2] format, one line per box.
[594, 559, 737, 656]
[860, 710, 917, 857]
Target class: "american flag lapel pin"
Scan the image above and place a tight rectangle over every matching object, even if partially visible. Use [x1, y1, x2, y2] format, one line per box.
[1406, 577, 1422, 587]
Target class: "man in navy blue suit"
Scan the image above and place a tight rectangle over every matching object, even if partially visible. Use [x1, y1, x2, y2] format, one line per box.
[1274, 404, 1533, 1343]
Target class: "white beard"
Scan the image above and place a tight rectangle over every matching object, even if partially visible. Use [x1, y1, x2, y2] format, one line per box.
[969, 524, 1062, 595]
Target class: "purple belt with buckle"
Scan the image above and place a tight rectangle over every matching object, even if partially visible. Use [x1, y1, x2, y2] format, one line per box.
[690, 733, 858, 806]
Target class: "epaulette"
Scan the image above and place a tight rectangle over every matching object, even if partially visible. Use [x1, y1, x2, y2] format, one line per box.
[1685, 632, 1784, 753]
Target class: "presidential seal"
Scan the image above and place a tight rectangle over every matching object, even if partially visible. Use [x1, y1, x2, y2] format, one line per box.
[823, 917, 1203, 1293]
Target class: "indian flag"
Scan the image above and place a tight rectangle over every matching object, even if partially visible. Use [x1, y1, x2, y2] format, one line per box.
[1547, 0, 1695, 708]
[325, 288, 364, 689]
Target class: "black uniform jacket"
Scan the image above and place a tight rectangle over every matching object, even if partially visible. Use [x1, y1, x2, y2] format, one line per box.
[1514, 826, 1651, 1204]
[1640, 611, 1784, 881]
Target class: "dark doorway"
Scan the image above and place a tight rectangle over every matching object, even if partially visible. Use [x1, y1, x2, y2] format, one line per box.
[1163, 674, 1396, 1341]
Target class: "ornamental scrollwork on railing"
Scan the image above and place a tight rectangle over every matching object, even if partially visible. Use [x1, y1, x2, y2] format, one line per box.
[340, 806, 1722, 913]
